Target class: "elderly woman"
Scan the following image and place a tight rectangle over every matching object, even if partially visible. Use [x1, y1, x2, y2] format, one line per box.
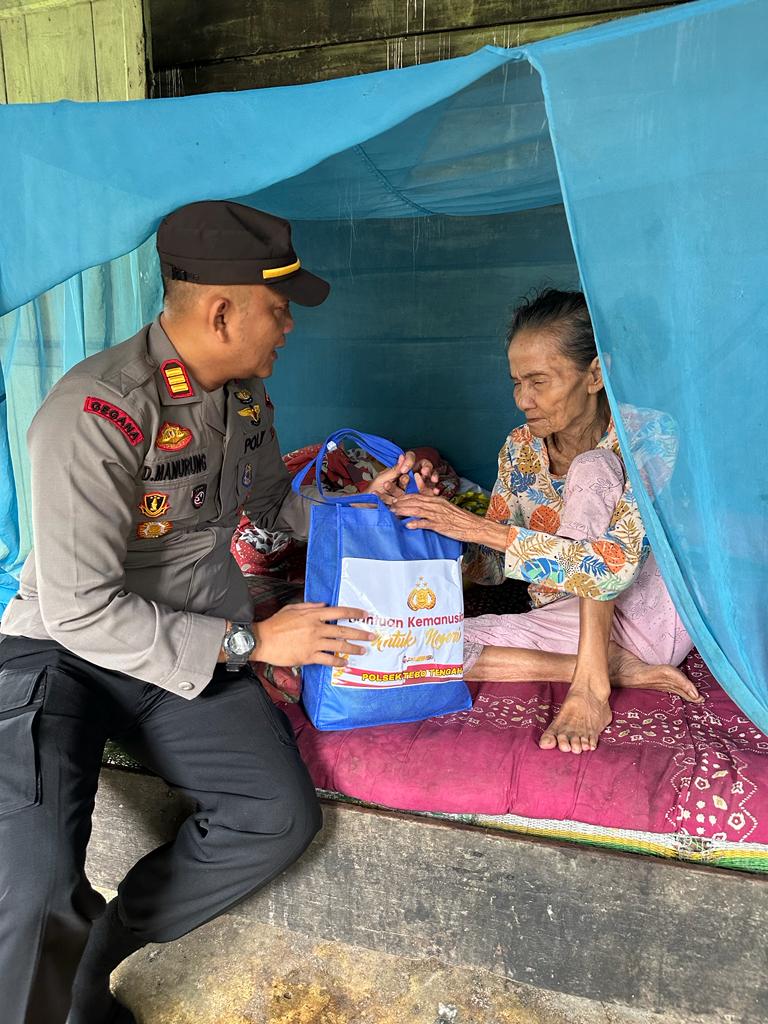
[388, 289, 700, 755]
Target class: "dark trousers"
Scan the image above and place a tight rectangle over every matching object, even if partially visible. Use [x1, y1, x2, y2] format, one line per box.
[0, 634, 322, 1024]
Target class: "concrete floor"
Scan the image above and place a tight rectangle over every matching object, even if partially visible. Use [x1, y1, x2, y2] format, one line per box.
[111, 902, 724, 1024]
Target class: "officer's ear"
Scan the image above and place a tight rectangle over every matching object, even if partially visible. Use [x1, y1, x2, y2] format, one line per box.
[208, 296, 232, 339]
[213, 300, 227, 331]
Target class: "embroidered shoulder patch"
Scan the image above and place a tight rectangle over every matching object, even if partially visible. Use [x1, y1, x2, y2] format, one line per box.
[156, 422, 193, 451]
[83, 397, 144, 446]
[160, 360, 194, 399]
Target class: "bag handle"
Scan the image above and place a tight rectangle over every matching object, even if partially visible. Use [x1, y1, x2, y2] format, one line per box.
[291, 428, 419, 501]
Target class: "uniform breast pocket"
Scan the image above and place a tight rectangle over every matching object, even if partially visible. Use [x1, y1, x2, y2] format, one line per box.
[136, 449, 213, 539]
[134, 479, 211, 540]
[0, 668, 45, 817]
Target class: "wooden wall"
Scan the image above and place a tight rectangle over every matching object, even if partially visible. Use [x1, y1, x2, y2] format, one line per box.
[147, 0, 687, 97]
[0, 0, 146, 103]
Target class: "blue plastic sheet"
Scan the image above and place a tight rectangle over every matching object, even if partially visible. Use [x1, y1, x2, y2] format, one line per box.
[0, 0, 765, 727]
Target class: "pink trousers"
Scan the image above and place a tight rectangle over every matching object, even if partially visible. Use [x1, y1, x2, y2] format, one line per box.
[464, 450, 693, 671]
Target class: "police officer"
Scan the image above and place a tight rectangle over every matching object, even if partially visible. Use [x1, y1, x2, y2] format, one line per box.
[0, 201, 425, 1024]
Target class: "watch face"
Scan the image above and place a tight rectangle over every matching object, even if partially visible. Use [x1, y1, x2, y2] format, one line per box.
[229, 630, 254, 656]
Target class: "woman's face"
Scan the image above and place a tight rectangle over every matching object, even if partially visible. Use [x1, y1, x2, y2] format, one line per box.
[507, 327, 600, 438]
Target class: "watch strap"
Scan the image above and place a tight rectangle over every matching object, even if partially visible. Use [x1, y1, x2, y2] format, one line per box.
[223, 621, 256, 672]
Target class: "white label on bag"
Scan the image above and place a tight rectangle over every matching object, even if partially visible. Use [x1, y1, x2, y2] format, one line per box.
[332, 556, 464, 688]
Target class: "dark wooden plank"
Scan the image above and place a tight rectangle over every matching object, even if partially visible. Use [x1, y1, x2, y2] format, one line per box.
[89, 767, 768, 1022]
[152, 8, 663, 96]
[149, 0, 685, 68]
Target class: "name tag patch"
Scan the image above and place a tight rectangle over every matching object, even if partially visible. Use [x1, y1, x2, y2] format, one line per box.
[83, 397, 144, 446]
[244, 431, 266, 454]
[141, 453, 207, 482]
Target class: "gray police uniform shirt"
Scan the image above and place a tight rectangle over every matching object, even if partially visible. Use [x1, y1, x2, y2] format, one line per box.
[0, 319, 310, 699]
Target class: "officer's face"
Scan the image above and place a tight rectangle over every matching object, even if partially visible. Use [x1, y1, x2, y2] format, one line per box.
[230, 285, 295, 378]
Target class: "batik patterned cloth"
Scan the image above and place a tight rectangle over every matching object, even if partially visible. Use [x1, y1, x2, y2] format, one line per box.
[464, 408, 677, 607]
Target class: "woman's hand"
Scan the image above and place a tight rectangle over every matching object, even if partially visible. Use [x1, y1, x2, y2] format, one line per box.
[384, 493, 508, 549]
[253, 603, 375, 668]
[365, 451, 440, 501]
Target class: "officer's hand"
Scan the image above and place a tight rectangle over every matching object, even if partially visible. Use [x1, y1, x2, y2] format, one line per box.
[366, 451, 440, 501]
[253, 603, 375, 668]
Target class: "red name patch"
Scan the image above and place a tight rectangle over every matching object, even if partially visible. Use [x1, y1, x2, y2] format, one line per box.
[83, 397, 144, 446]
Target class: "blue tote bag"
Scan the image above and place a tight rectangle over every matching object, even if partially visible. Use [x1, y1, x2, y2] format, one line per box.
[292, 429, 472, 731]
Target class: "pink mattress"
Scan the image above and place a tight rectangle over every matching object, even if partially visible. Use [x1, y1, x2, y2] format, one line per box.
[284, 652, 768, 856]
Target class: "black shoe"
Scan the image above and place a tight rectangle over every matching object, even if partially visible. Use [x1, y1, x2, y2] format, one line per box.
[67, 992, 137, 1024]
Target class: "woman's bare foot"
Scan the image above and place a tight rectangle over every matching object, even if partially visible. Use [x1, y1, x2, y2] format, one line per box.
[539, 686, 613, 754]
[608, 644, 703, 702]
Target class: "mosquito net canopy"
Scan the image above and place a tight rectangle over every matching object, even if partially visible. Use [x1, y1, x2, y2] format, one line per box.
[1, 0, 765, 728]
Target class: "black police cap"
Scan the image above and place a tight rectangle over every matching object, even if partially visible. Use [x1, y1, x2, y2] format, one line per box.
[156, 201, 330, 307]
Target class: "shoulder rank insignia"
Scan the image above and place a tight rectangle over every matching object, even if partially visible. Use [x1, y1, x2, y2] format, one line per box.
[156, 422, 193, 452]
[138, 492, 170, 518]
[136, 520, 173, 539]
[237, 404, 261, 427]
[160, 359, 194, 399]
[83, 397, 144, 447]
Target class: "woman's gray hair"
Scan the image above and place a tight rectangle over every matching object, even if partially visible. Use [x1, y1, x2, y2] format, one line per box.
[506, 289, 596, 372]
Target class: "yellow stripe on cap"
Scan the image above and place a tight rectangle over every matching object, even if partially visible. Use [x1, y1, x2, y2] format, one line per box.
[263, 259, 301, 280]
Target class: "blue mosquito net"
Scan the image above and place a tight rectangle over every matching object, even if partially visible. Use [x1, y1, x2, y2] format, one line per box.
[0, 0, 765, 728]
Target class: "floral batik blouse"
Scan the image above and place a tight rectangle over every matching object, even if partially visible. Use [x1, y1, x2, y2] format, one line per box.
[464, 407, 676, 607]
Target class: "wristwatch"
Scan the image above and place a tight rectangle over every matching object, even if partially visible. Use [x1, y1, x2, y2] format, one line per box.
[222, 622, 256, 672]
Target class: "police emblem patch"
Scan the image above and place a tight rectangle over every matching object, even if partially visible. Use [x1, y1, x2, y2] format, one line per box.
[160, 359, 194, 399]
[155, 422, 193, 452]
[83, 397, 144, 446]
[138, 492, 170, 518]
[242, 463, 253, 489]
[192, 484, 207, 509]
[136, 520, 173, 539]
[237, 405, 261, 427]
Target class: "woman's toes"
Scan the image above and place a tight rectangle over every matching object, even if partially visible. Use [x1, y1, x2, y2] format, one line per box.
[681, 681, 703, 702]
[539, 730, 557, 750]
[558, 733, 574, 753]
[663, 670, 702, 702]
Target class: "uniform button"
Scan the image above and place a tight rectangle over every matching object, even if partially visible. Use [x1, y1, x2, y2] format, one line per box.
[178, 681, 195, 692]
